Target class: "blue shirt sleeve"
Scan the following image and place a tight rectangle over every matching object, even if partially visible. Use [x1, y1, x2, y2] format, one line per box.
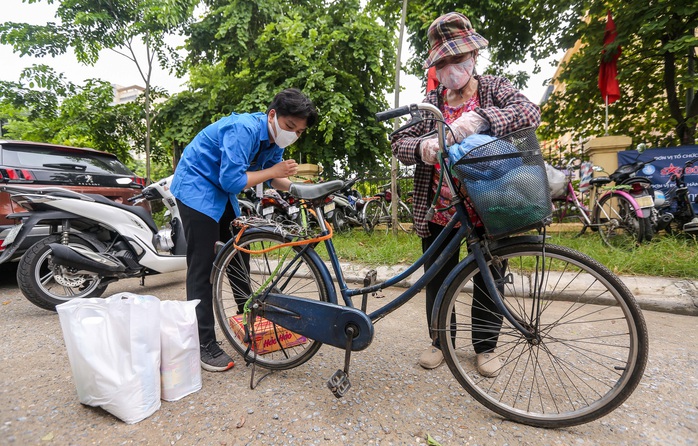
[217, 117, 259, 195]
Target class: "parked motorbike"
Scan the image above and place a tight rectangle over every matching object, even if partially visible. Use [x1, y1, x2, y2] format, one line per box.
[326, 178, 365, 233]
[0, 176, 187, 311]
[653, 157, 698, 235]
[259, 187, 322, 232]
[598, 156, 657, 241]
[259, 188, 296, 223]
[238, 187, 260, 217]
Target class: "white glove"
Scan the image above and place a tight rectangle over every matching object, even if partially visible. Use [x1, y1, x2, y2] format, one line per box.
[419, 137, 440, 165]
[447, 111, 490, 145]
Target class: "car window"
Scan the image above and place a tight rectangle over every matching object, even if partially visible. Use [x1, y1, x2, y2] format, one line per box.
[2, 145, 133, 175]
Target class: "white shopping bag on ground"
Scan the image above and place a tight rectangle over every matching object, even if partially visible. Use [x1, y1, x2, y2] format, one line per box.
[56, 293, 161, 424]
[160, 299, 202, 401]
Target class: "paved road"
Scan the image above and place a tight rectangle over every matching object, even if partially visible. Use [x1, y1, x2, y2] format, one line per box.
[0, 264, 696, 445]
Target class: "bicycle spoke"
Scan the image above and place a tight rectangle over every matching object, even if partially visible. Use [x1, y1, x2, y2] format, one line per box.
[212, 232, 331, 370]
[437, 242, 647, 427]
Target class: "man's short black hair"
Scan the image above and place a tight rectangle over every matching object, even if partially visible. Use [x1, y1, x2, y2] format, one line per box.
[267, 88, 318, 128]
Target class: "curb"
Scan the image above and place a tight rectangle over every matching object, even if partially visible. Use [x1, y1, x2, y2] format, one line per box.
[324, 261, 698, 317]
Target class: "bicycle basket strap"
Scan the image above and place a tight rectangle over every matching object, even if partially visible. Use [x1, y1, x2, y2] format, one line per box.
[455, 149, 541, 165]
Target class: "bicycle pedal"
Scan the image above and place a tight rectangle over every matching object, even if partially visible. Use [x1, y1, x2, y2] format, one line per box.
[363, 269, 377, 287]
[327, 369, 351, 398]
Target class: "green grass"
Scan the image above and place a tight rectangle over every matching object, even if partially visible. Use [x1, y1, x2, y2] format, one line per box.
[320, 228, 698, 279]
[314, 230, 421, 265]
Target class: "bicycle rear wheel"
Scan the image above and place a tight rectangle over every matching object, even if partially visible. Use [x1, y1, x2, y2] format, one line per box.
[362, 198, 384, 234]
[593, 193, 645, 250]
[437, 242, 648, 428]
[212, 231, 331, 370]
[388, 200, 414, 233]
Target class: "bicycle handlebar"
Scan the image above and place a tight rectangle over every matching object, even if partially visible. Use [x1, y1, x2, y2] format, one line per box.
[375, 103, 443, 124]
[375, 105, 411, 122]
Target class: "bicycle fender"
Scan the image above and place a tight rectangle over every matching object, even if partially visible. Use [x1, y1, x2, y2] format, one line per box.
[604, 190, 646, 218]
[0, 209, 81, 264]
[428, 235, 544, 334]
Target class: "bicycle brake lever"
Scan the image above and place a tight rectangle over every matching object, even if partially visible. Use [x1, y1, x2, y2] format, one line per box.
[388, 105, 425, 139]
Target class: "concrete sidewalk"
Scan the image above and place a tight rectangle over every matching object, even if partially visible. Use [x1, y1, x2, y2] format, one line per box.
[324, 260, 698, 316]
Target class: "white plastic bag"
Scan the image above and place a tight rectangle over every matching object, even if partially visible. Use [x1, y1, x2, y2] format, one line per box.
[160, 300, 202, 401]
[545, 163, 568, 199]
[56, 293, 161, 424]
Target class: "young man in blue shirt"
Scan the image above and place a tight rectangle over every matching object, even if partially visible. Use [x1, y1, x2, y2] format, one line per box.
[171, 88, 318, 372]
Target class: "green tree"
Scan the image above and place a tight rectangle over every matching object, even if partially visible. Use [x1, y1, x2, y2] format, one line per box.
[155, 0, 399, 178]
[540, 2, 698, 147]
[0, 64, 143, 160]
[0, 0, 199, 181]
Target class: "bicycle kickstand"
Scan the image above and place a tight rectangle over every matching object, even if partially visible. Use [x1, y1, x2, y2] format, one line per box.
[327, 325, 357, 398]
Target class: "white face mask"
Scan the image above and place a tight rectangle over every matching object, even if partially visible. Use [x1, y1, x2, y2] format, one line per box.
[436, 57, 475, 91]
[270, 114, 299, 148]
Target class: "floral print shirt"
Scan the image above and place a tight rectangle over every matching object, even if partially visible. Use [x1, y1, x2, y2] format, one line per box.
[430, 93, 479, 227]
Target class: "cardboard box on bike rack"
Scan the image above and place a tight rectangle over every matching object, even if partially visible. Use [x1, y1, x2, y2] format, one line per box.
[229, 315, 308, 355]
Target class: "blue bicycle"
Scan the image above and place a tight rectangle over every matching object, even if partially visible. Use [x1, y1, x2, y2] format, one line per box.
[211, 103, 648, 428]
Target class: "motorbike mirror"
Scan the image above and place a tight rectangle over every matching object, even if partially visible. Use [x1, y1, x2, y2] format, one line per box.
[636, 143, 648, 153]
[593, 165, 604, 172]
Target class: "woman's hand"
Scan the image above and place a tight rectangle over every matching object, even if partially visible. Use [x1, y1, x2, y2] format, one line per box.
[447, 111, 490, 145]
[419, 138, 440, 165]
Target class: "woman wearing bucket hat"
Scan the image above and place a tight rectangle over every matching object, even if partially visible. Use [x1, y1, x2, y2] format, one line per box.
[391, 12, 540, 375]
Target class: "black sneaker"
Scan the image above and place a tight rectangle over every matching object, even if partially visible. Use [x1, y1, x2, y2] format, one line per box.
[200, 341, 234, 372]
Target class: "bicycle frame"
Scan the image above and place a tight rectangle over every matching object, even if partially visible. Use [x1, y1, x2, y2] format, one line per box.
[313, 203, 539, 339]
[275, 103, 538, 343]
[555, 180, 594, 226]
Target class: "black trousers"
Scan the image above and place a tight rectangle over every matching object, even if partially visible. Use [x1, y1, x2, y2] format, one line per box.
[422, 221, 503, 353]
[177, 199, 244, 346]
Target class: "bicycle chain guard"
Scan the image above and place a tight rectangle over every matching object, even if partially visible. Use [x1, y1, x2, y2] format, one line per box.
[259, 293, 374, 351]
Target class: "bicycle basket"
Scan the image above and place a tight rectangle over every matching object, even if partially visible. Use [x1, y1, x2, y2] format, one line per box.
[450, 127, 552, 239]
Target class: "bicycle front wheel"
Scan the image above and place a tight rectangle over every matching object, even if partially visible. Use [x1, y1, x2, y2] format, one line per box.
[437, 242, 648, 428]
[594, 193, 645, 250]
[212, 231, 331, 370]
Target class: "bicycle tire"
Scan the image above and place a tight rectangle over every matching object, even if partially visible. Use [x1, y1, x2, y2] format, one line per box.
[593, 192, 645, 250]
[212, 231, 331, 370]
[388, 200, 414, 233]
[436, 242, 648, 428]
[362, 198, 383, 234]
[332, 208, 350, 233]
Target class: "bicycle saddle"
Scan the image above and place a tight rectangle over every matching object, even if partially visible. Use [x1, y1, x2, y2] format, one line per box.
[290, 179, 344, 201]
[589, 177, 612, 186]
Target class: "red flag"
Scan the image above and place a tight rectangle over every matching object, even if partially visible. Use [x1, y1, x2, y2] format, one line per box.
[427, 66, 439, 92]
[598, 11, 621, 104]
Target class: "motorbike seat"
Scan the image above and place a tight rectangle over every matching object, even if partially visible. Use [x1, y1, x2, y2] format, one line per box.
[86, 193, 159, 233]
[589, 177, 612, 186]
[290, 180, 344, 201]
